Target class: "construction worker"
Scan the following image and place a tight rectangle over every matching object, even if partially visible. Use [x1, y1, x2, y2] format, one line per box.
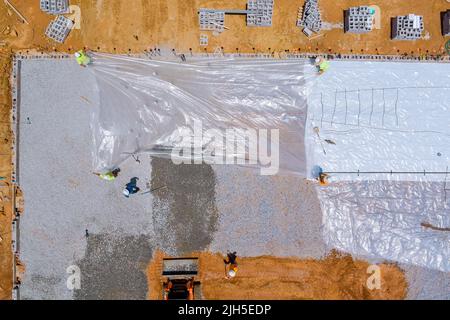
[163, 280, 173, 300]
[74, 50, 91, 67]
[315, 56, 330, 74]
[313, 166, 330, 186]
[319, 172, 330, 186]
[94, 168, 120, 181]
[123, 177, 140, 198]
[186, 280, 194, 300]
[224, 251, 238, 279]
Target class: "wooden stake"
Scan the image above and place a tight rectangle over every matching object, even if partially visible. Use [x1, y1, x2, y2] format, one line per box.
[308, 33, 324, 41]
[4, 0, 29, 25]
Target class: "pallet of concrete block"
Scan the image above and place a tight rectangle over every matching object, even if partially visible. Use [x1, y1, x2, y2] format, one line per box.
[40, 0, 69, 14]
[246, 0, 274, 27]
[442, 10, 450, 36]
[297, 0, 322, 36]
[344, 6, 375, 33]
[45, 15, 73, 43]
[391, 14, 424, 40]
[198, 9, 225, 32]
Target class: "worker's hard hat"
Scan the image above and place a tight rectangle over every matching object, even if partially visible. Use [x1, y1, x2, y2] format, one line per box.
[315, 57, 322, 64]
[228, 270, 236, 278]
[122, 188, 130, 197]
[74, 52, 81, 58]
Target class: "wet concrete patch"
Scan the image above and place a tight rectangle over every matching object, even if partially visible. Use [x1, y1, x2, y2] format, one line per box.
[23, 275, 62, 300]
[75, 234, 153, 300]
[150, 158, 219, 255]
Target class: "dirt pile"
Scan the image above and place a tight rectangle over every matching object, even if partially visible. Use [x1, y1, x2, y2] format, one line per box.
[147, 250, 407, 300]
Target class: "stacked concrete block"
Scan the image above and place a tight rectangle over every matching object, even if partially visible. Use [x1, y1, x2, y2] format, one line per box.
[443, 10, 450, 36]
[200, 34, 208, 46]
[199, 9, 225, 32]
[40, 0, 69, 14]
[297, 0, 322, 36]
[198, 0, 273, 31]
[246, 0, 274, 26]
[391, 14, 424, 40]
[45, 15, 73, 43]
[344, 6, 374, 33]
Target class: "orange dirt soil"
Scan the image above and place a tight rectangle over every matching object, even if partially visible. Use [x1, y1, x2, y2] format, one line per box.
[1, 1, 449, 55]
[0, 51, 13, 300]
[1, 0, 448, 299]
[147, 251, 407, 300]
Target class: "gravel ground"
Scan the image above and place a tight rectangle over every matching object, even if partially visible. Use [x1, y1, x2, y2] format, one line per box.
[402, 265, 450, 300]
[18, 60, 154, 299]
[150, 158, 219, 256]
[210, 166, 327, 258]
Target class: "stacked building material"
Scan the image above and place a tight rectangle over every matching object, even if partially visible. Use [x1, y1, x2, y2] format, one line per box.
[297, 0, 322, 36]
[45, 15, 73, 43]
[198, 0, 273, 32]
[246, 0, 274, 27]
[199, 34, 209, 46]
[198, 9, 225, 32]
[442, 10, 450, 36]
[391, 14, 424, 40]
[344, 6, 374, 33]
[40, 0, 69, 14]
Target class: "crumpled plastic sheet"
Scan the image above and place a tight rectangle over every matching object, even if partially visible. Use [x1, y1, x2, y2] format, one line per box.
[88, 53, 316, 175]
[317, 180, 450, 272]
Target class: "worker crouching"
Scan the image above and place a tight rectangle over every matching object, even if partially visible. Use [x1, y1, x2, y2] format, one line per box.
[315, 56, 330, 74]
[94, 168, 120, 181]
[312, 165, 330, 186]
[75, 50, 92, 67]
[318, 172, 330, 186]
[224, 251, 238, 279]
[123, 177, 140, 198]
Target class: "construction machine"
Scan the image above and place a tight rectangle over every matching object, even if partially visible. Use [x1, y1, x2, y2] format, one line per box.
[161, 257, 201, 300]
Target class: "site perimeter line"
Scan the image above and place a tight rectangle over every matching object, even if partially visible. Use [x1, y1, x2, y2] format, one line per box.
[324, 170, 450, 175]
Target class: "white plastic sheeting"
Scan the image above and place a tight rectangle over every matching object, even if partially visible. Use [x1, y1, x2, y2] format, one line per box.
[308, 61, 450, 272]
[89, 53, 316, 175]
[318, 180, 450, 272]
[306, 61, 450, 182]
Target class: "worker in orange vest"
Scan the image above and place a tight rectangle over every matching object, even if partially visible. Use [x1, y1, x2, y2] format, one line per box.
[319, 172, 330, 186]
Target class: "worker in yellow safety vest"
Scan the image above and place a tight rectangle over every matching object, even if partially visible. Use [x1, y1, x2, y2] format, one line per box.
[75, 50, 91, 67]
[94, 168, 120, 181]
[315, 56, 330, 74]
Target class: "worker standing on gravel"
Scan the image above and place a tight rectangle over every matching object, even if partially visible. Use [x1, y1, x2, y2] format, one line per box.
[75, 50, 91, 67]
[315, 56, 330, 74]
[123, 177, 140, 198]
[224, 251, 238, 279]
[94, 168, 120, 181]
